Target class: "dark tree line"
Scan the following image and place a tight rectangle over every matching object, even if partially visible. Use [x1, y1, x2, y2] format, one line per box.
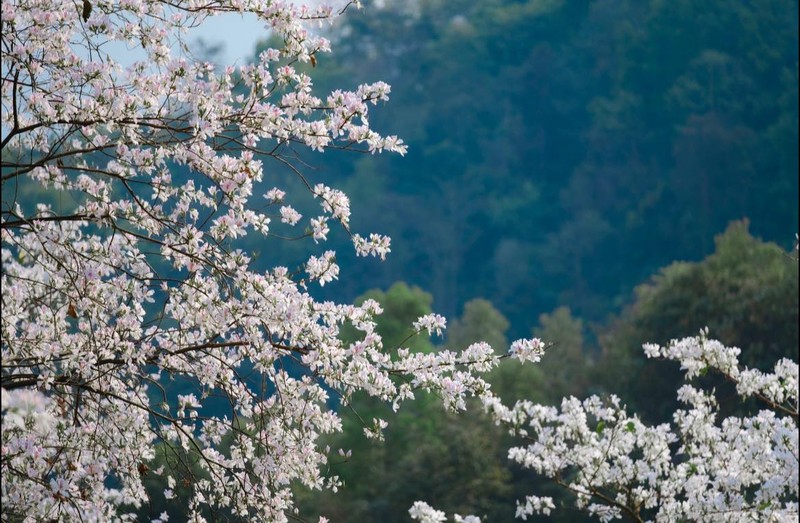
[240, 0, 797, 339]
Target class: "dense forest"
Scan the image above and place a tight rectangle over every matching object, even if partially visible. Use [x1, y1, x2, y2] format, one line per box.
[236, 0, 797, 341]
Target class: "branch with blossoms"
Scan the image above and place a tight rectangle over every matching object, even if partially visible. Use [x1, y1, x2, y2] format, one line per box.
[1, 2, 549, 521]
[413, 331, 798, 522]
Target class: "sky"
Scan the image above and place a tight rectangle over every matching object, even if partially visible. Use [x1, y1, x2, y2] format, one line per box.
[185, 1, 356, 67]
[100, 1, 354, 68]
[186, 12, 268, 67]
[76, 12, 266, 69]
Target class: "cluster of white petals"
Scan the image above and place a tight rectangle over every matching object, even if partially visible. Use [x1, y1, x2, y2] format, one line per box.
[417, 331, 797, 522]
[413, 313, 447, 337]
[409, 501, 482, 523]
[508, 337, 547, 364]
[408, 501, 447, 523]
[493, 332, 797, 521]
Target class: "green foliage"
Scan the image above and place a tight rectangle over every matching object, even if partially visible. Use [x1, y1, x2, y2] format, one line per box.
[596, 220, 799, 422]
[446, 298, 510, 352]
[630, 220, 798, 364]
[302, 404, 514, 523]
[532, 307, 593, 402]
[249, 0, 798, 335]
[299, 219, 799, 518]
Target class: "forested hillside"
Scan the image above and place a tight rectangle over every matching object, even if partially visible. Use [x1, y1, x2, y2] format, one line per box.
[242, 0, 798, 339]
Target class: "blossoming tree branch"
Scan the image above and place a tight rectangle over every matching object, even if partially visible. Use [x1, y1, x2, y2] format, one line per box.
[1, 1, 797, 522]
[0, 1, 547, 520]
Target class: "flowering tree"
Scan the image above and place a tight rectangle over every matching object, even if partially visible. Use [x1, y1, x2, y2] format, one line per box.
[411, 330, 798, 522]
[3, 1, 795, 522]
[0, 1, 547, 521]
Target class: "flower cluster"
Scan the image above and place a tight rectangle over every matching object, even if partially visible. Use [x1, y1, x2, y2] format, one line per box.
[419, 332, 798, 521]
[408, 501, 447, 523]
[409, 501, 481, 523]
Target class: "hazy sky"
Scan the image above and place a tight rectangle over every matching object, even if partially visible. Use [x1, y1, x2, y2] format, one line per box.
[85, 13, 265, 68]
[187, 12, 267, 66]
[187, 1, 355, 67]
[102, 2, 354, 68]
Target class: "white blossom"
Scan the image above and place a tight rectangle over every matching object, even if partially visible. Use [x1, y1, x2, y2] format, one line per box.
[413, 313, 447, 337]
[409, 501, 447, 523]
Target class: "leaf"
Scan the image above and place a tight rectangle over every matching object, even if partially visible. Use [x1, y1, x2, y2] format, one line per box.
[595, 421, 605, 434]
[625, 421, 636, 433]
[67, 303, 78, 319]
[82, 0, 92, 22]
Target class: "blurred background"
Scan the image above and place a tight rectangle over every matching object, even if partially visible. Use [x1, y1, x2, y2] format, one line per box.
[205, 0, 800, 335]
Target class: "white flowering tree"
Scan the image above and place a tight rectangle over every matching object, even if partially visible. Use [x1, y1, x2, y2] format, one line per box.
[0, 1, 547, 521]
[410, 330, 798, 523]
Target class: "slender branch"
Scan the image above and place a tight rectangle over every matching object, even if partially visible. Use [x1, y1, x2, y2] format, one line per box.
[0, 70, 21, 150]
[1, 214, 92, 229]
